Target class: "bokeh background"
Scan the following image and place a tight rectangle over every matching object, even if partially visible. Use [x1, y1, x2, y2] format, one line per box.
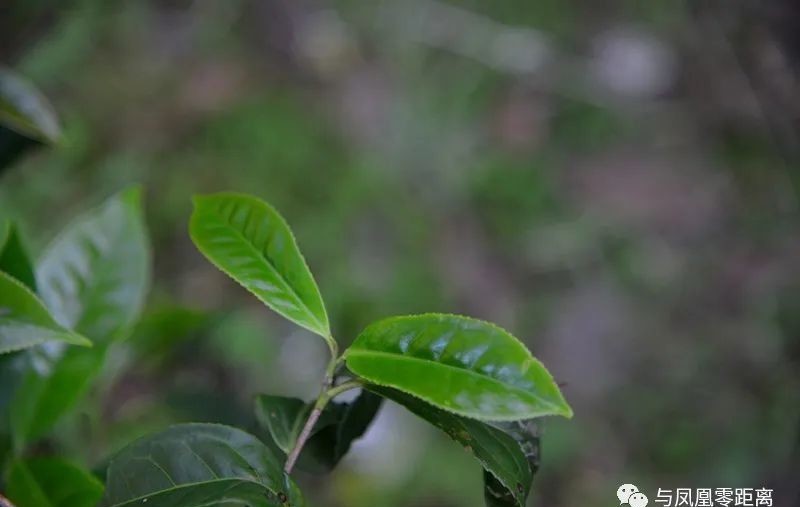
[2, 1, 799, 506]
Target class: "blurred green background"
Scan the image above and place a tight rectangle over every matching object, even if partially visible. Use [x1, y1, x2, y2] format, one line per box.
[1, 0, 799, 505]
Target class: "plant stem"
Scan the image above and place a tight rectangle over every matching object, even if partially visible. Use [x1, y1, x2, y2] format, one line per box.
[326, 379, 362, 398]
[283, 393, 327, 474]
[283, 376, 362, 474]
[323, 335, 338, 371]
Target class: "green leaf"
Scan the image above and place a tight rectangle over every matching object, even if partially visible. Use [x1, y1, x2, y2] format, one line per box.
[345, 314, 572, 421]
[0, 67, 61, 144]
[255, 390, 381, 472]
[37, 186, 150, 344]
[0, 272, 91, 355]
[0, 222, 37, 291]
[100, 423, 304, 507]
[10, 346, 104, 449]
[8, 187, 151, 448]
[369, 386, 533, 507]
[255, 396, 309, 454]
[483, 420, 540, 507]
[190, 193, 330, 340]
[484, 472, 518, 507]
[6, 458, 104, 507]
[327, 389, 382, 464]
[490, 420, 540, 474]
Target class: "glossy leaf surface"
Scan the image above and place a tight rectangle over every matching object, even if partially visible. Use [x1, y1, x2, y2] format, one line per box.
[0, 67, 61, 143]
[370, 386, 533, 507]
[255, 389, 381, 472]
[346, 314, 572, 420]
[37, 186, 150, 344]
[0, 222, 37, 291]
[100, 424, 303, 507]
[190, 193, 329, 338]
[6, 458, 103, 507]
[0, 272, 91, 354]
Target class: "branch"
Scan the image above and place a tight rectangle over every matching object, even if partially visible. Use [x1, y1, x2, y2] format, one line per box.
[283, 379, 362, 474]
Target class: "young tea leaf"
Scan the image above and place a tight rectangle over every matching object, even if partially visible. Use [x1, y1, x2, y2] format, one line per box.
[369, 386, 534, 507]
[6, 457, 104, 507]
[36, 186, 150, 344]
[0, 272, 91, 355]
[100, 423, 304, 507]
[345, 314, 572, 421]
[255, 390, 381, 472]
[190, 193, 330, 340]
[0, 222, 37, 291]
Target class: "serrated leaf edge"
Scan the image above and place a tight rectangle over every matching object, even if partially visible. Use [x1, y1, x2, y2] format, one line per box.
[345, 313, 573, 420]
[190, 192, 330, 338]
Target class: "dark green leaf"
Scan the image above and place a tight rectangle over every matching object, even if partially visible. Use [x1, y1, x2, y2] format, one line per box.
[483, 420, 540, 507]
[0, 271, 91, 355]
[491, 419, 540, 474]
[37, 186, 150, 344]
[255, 396, 309, 454]
[100, 423, 304, 507]
[255, 390, 382, 472]
[190, 193, 330, 340]
[0, 222, 37, 291]
[6, 458, 104, 507]
[484, 471, 517, 507]
[345, 314, 572, 421]
[329, 389, 382, 462]
[0, 125, 39, 172]
[0, 67, 61, 144]
[370, 386, 533, 507]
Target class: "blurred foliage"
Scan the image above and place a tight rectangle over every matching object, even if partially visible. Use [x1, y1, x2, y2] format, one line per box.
[1, 0, 799, 505]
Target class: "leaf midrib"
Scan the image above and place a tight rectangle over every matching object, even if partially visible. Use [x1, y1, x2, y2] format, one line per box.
[107, 477, 274, 507]
[347, 349, 562, 415]
[205, 208, 325, 333]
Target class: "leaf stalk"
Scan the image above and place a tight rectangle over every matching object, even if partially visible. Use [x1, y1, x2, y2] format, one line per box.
[283, 347, 360, 474]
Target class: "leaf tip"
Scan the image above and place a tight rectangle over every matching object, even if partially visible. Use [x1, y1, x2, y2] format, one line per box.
[70, 332, 94, 348]
[119, 184, 144, 205]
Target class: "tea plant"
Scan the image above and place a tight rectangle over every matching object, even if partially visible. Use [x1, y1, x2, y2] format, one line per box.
[0, 190, 572, 507]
